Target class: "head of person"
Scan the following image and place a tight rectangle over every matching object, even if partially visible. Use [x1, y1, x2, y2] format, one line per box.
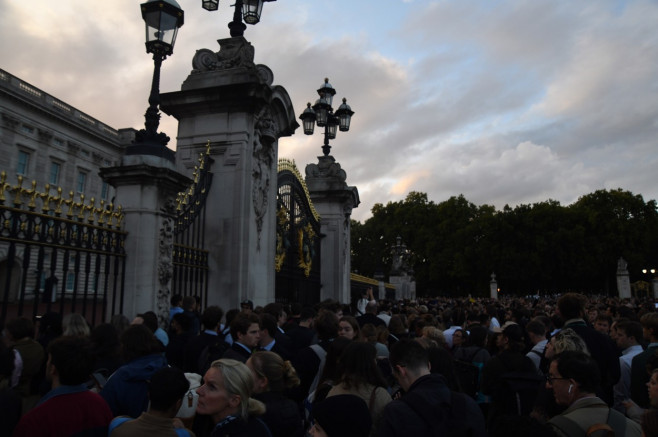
[557, 293, 587, 321]
[258, 313, 278, 344]
[421, 326, 445, 347]
[182, 296, 196, 312]
[525, 319, 547, 343]
[594, 314, 612, 334]
[338, 316, 360, 341]
[120, 324, 161, 361]
[171, 312, 192, 334]
[317, 336, 352, 386]
[647, 369, 658, 408]
[315, 309, 339, 342]
[309, 394, 372, 437]
[546, 350, 600, 406]
[497, 322, 525, 352]
[171, 294, 183, 308]
[641, 312, 658, 342]
[467, 325, 489, 348]
[148, 366, 189, 414]
[47, 336, 94, 385]
[196, 358, 265, 423]
[299, 307, 316, 326]
[388, 314, 407, 336]
[452, 328, 466, 347]
[230, 313, 261, 349]
[336, 341, 386, 390]
[4, 316, 35, 342]
[90, 323, 120, 357]
[545, 328, 589, 359]
[246, 350, 300, 394]
[133, 311, 158, 333]
[263, 303, 286, 327]
[240, 300, 254, 313]
[614, 320, 642, 350]
[389, 339, 430, 392]
[110, 314, 131, 336]
[201, 306, 224, 332]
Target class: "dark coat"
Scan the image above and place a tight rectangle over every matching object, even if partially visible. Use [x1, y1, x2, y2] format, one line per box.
[210, 416, 271, 437]
[222, 343, 252, 363]
[254, 391, 304, 437]
[181, 332, 227, 374]
[378, 374, 486, 437]
[630, 344, 657, 408]
[356, 313, 386, 328]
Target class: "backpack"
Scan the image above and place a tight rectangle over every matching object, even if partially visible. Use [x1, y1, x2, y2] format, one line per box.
[108, 417, 192, 436]
[549, 407, 627, 437]
[494, 370, 544, 416]
[401, 389, 481, 437]
[197, 335, 228, 376]
[453, 360, 480, 399]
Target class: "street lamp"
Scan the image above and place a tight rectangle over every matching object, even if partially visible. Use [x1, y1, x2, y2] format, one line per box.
[201, 0, 276, 37]
[299, 78, 354, 157]
[129, 0, 184, 162]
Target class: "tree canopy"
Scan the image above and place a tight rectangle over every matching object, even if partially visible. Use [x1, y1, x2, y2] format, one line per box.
[350, 189, 658, 297]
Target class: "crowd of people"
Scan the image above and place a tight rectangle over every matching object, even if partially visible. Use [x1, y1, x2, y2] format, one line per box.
[1, 289, 658, 436]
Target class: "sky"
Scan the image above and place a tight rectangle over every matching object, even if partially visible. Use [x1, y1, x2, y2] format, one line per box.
[1, 0, 657, 223]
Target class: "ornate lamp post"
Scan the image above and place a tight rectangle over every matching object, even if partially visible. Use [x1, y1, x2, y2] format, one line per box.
[129, 0, 184, 162]
[201, 0, 276, 37]
[299, 78, 354, 157]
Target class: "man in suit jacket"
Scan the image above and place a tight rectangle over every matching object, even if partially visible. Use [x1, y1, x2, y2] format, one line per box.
[222, 313, 261, 363]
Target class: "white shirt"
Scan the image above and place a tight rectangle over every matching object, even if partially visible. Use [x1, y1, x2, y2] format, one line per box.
[614, 344, 644, 412]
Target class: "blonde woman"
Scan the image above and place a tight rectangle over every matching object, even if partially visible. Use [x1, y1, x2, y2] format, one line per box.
[196, 358, 270, 437]
[247, 351, 304, 437]
[62, 313, 90, 337]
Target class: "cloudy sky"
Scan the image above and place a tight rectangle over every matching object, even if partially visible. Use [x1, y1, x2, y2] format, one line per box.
[2, 0, 657, 222]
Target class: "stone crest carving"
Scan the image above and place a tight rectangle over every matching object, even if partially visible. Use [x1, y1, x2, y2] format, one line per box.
[192, 37, 255, 72]
[252, 108, 278, 250]
[305, 156, 347, 183]
[156, 198, 176, 326]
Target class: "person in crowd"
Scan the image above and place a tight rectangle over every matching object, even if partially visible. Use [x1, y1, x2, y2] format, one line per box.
[309, 394, 372, 437]
[454, 324, 490, 364]
[631, 312, 658, 408]
[377, 301, 392, 327]
[326, 341, 391, 436]
[481, 322, 537, 425]
[132, 311, 169, 348]
[89, 323, 123, 384]
[378, 339, 486, 437]
[356, 288, 375, 317]
[643, 408, 658, 437]
[262, 303, 294, 352]
[420, 326, 447, 349]
[169, 294, 184, 322]
[594, 313, 613, 335]
[361, 323, 389, 359]
[182, 296, 201, 335]
[292, 309, 339, 402]
[338, 316, 361, 341]
[0, 339, 21, 436]
[195, 358, 270, 437]
[285, 307, 316, 355]
[356, 301, 386, 328]
[111, 314, 131, 337]
[240, 300, 254, 314]
[556, 293, 620, 406]
[101, 324, 168, 417]
[183, 306, 227, 374]
[246, 351, 304, 437]
[167, 312, 195, 371]
[525, 319, 548, 374]
[13, 336, 113, 437]
[443, 310, 466, 349]
[258, 313, 292, 360]
[62, 313, 90, 338]
[451, 328, 466, 354]
[307, 336, 352, 411]
[547, 350, 641, 436]
[3, 316, 45, 413]
[624, 367, 658, 423]
[222, 313, 260, 363]
[35, 312, 62, 351]
[222, 309, 240, 345]
[612, 320, 644, 413]
[109, 366, 195, 437]
[283, 303, 303, 332]
[387, 314, 408, 346]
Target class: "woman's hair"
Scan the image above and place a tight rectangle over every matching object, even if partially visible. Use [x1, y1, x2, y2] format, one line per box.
[318, 336, 352, 386]
[339, 316, 360, 340]
[120, 324, 161, 361]
[388, 315, 407, 336]
[553, 350, 600, 395]
[110, 314, 131, 336]
[336, 341, 387, 390]
[62, 313, 90, 337]
[553, 328, 590, 355]
[361, 323, 378, 343]
[249, 351, 300, 393]
[90, 323, 120, 359]
[468, 325, 489, 348]
[210, 359, 265, 419]
[421, 326, 446, 347]
[642, 407, 658, 437]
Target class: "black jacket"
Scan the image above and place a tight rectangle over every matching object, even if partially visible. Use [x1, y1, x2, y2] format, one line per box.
[378, 374, 486, 437]
[254, 391, 304, 437]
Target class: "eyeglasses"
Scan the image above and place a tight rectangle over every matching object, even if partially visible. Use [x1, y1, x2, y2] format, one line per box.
[545, 375, 569, 384]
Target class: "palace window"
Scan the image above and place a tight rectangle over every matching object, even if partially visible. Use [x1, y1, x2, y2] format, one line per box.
[17, 150, 30, 175]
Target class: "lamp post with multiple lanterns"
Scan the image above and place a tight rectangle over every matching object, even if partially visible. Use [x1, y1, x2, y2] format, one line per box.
[299, 78, 354, 157]
[201, 0, 276, 37]
[130, 0, 184, 161]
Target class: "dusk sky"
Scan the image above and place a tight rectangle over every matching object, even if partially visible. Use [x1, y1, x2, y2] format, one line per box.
[2, 0, 657, 222]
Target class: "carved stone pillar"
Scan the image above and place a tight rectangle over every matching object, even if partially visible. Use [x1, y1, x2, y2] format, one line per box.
[100, 154, 190, 325]
[305, 155, 360, 304]
[159, 37, 298, 311]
